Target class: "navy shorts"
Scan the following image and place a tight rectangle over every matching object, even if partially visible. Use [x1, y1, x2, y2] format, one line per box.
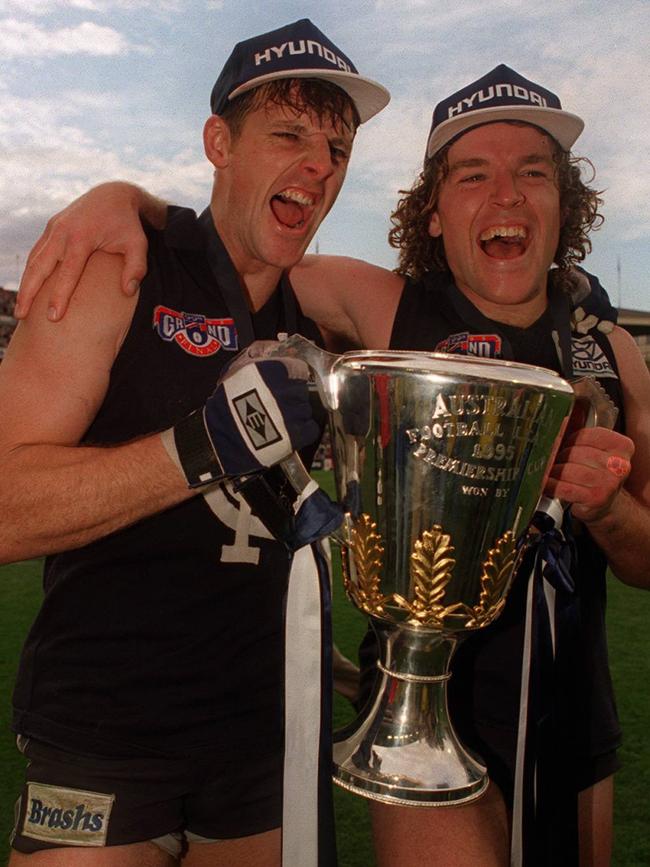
[11, 736, 282, 855]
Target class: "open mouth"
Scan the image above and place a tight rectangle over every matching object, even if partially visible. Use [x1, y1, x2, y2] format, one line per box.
[270, 187, 316, 230]
[479, 225, 528, 259]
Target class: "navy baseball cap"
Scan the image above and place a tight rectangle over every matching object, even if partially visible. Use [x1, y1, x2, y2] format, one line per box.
[425, 64, 584, 159]
[210, 19, 390, 124]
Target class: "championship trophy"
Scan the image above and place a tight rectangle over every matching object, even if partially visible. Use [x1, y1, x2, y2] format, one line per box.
[272, 336, 576, 807]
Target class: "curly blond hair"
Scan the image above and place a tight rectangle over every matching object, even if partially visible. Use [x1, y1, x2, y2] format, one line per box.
[388, 122, 604, 292]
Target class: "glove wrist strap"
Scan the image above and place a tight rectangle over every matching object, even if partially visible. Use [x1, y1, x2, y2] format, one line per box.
[172, 409, 226, 489]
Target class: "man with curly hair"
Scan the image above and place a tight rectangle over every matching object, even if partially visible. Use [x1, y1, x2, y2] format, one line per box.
[15, 65, 650, 867]
[353, 65, 650, 867]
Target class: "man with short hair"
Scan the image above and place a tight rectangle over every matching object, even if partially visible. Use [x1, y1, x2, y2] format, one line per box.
[15, 65, 650, 867]
[0, 19, 389, 867]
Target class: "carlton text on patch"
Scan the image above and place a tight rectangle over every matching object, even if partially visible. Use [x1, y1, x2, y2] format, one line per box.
[153, 306, 238, 356]
[436, 331, 502, 359]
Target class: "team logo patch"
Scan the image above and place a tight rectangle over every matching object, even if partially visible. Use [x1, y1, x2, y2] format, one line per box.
[153, 306, 238, 356]
[233, 389, 282, 451]
[571, 335, 617, 379]
[436, 331, 502, 358]
[21, 782, 114, 847]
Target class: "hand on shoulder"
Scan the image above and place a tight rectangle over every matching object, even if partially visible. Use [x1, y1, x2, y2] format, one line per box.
[15, 182, 153, 322]
[16, 250, 137, 365]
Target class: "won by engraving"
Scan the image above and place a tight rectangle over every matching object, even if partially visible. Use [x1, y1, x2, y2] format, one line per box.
[461, 485, 490, 497]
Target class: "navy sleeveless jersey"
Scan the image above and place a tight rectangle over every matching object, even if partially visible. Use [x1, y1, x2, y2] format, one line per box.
[12, 208, 323, 758]
[390, 270, 623, 766]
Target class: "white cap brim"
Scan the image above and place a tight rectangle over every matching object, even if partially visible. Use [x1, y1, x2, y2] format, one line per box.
[229, 68, 390, 124]
[427, 105, 584, 158]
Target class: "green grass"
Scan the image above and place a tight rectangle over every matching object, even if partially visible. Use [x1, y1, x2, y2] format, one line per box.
[607, 578, 650, 866]
[0, 560, 43, 864]
[331, 559, 375, 867]
[1, 530, 648, 865]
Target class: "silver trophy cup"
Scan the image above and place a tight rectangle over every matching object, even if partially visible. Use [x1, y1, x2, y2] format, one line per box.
[274, 337, 575, 806]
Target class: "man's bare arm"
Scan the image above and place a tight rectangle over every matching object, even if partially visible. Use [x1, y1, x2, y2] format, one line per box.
[0, 252, 192, 564]
[15, 182, 165, 321]
[545, 326, 650, 588]
[290, 254, 404, 350]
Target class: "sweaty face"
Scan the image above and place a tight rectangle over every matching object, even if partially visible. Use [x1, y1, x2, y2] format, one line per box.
[211, 97, 354, 279]
[428, 123, 561, 325]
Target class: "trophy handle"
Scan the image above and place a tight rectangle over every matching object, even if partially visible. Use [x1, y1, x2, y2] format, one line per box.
[265, 334, 341, 410]
[570, 375, 618, 429]
[277, 453, 347, 546]
[279, 451, 315, 495]
[270, 335, 349, 542]
[236, 337, 347, 546]
[536, 376, 619, 521]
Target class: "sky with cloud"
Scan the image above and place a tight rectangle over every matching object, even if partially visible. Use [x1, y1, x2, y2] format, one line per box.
[2, 0, 649, 309]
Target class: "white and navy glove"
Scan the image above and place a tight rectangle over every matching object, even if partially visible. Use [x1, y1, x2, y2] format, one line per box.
[164, 347, 320, 488]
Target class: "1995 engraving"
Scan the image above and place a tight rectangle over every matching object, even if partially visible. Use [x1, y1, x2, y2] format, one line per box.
[472, 442, 515, 461]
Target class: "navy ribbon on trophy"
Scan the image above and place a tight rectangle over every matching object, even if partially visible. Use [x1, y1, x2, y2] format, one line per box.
[511, 499, 579, 867]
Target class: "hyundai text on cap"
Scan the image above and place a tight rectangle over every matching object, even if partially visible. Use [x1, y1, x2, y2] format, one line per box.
[425, 63, 584, 159]
[210, 18, 390, 124]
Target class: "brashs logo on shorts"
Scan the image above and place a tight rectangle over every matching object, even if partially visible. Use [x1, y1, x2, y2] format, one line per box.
[436, 332, 502, 358]
[153, 306, 238, 356]
[21, 782, 114, 846]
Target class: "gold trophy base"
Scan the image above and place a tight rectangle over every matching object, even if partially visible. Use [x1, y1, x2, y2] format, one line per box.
[333, 626, 488, 806]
